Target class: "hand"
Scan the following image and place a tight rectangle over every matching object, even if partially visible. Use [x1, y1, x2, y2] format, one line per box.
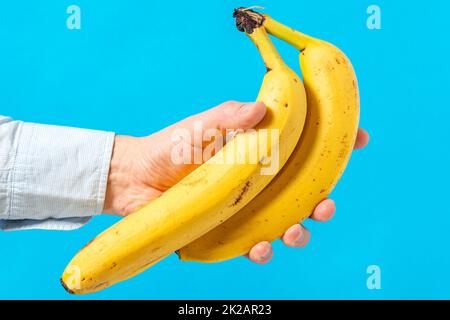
[103, 101, 369, 263]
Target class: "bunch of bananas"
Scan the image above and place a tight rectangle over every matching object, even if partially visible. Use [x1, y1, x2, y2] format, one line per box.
[61, 8, 360, 294]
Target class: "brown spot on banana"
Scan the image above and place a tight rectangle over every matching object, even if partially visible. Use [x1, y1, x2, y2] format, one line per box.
[93, 282, 108, 291]
[231, 181, 252, 206]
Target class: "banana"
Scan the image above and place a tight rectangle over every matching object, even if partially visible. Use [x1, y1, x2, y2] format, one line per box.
[60, 18, 307, 294]
[178, 10, 360, 262]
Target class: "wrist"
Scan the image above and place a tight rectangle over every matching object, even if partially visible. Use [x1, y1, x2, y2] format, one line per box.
[103, 135, 137, 215]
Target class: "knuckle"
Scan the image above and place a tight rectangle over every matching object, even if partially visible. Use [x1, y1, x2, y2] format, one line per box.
[237, 115, 255, 128]
[221, 100, 240, 109]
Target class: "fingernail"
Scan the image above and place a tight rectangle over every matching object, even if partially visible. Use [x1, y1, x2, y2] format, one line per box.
[293, 230, 305, 246]
[260, 248, 271, 261]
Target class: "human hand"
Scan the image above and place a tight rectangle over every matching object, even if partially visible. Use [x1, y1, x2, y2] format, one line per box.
[103, 101, 369, 263]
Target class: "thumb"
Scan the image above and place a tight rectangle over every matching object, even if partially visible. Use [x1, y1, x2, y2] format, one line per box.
[219, 101, 267, 130]
[173, 101, 267, 135]
[164, 101, 266, 165]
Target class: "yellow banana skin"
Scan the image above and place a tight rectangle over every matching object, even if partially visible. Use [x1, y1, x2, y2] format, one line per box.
[60, 25, 306, 294]
[179, 13, 360, 262]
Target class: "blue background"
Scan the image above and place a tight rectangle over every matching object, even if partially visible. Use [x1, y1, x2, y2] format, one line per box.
[0, 0, 449, 299]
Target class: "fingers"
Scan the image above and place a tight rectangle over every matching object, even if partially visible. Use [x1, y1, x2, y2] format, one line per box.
[354, 128, 369, 149]
[310, 198, 336, 222]
[247, 241, 273, 264]
[245, 126, 367, 263]
[246, 200, 330, 263]
[281, 224, 311, 248]
[246, 224, 311, 263]
[174, 100, 267, 136]
[281, 199, 333, 249]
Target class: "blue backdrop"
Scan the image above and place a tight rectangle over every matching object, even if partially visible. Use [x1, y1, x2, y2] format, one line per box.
[0, 0, 449, 299]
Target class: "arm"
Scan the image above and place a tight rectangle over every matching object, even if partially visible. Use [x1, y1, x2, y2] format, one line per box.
[0, 115, 114, 230]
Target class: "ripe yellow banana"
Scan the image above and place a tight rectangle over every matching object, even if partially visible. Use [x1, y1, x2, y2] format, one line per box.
[60, 20, 307, 294]
[179, 11, 360, 262]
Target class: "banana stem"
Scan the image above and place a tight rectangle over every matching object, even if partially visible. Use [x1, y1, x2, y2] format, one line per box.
[263, 15, 315, 51]
[233, 8, 285, 70]
[248, 27, 285, 71]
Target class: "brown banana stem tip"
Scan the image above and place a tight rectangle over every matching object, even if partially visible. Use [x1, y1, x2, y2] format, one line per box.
[233, 7, 265, 34]
[60, 278, 75, 294]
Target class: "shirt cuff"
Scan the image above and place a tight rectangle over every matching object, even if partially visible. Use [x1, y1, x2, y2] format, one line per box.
[0, 217, 92, 231]
[1, 121, 115, 229]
